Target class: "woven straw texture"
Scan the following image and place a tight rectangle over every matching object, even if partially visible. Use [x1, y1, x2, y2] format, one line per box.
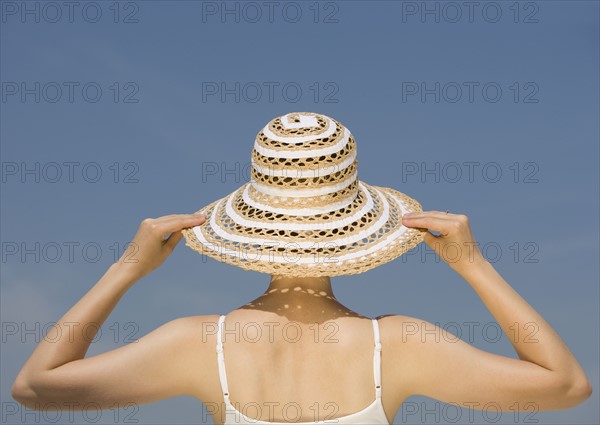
[182, 112, 425, 277]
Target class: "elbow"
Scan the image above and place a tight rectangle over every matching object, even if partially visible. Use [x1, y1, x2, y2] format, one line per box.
[11, 378, 37, 407]
[566, 376, 593, 405]
[11, 374, 48, 410]
[556, 373, 593, 408]
[12, 371, 81, 409]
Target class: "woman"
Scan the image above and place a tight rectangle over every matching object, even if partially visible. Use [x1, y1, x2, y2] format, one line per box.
[11, 113, 592, 424]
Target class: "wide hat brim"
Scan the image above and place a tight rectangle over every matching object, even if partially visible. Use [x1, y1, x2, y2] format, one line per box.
[181, 179, 425, 277]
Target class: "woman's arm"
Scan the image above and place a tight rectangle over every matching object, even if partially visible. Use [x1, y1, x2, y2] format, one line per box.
[392, 211, 592, 410]
[11, 214, 209, 409]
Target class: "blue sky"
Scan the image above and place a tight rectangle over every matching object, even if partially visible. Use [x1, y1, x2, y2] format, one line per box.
[1, 1, 598, 423]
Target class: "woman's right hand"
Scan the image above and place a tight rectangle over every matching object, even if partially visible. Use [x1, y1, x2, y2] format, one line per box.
[116, 213, 207, 281]
[402, 211, 487, 274]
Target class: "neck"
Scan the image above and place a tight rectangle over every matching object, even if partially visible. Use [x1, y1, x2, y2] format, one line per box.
[265, 275, 335, 298]
[239, 275, 363, 322]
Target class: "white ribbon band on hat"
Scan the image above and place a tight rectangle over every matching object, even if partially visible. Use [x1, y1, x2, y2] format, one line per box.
[242, 183, 358, 216]
[200, 185, 389, 250]
[192, 188, 411, 264]
[231, 181, 374, 230]
[251, 147, 355, 178]
[250, 170, 357, 199]
[253, 127, 351, 159]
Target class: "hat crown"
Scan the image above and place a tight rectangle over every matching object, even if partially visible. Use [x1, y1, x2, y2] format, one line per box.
[250, 112, 358, 216]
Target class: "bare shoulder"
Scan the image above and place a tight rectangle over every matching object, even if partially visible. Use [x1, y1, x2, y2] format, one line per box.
[167, 314, 222, 332]
[157, 314, 223, 401]
[374, 314, 443, 394]
[375, 313, 443, 345]
[157, 314, 222, 359]
[152, 314, 221, 346]
[167, 314, 223, 352]
[376, 313, 454, 356]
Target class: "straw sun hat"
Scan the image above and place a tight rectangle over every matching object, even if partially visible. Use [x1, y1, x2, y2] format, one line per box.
[182, 112, 425, 277]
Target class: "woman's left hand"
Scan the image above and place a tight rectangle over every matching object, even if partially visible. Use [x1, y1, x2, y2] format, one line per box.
[116, 214, 206, 281]
[402, 210, 485, 274]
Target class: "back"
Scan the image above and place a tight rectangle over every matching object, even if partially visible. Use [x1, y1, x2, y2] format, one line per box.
[207, 310, 396, 424]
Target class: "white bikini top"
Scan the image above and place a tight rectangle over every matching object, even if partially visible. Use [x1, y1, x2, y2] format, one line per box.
[215, 315, 390, 424]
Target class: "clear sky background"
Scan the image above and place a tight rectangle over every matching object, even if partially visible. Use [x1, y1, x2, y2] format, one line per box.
[1, 0, 598, 424]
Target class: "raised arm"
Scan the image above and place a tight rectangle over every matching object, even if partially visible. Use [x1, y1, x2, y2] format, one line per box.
[391, 211, 592, 411]
[11, 214, 209, 409]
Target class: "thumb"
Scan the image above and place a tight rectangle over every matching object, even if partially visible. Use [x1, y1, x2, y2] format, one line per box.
[163, 230, 184, 251]
[422, 231, 442, 253]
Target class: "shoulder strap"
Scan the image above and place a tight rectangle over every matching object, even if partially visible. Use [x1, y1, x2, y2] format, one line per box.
[371, 319, 382, 399]
[216, 315, 231, 404]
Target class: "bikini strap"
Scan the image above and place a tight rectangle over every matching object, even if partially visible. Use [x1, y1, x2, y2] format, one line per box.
[216, 315, 231, 403]
[371, 318, 382, 399]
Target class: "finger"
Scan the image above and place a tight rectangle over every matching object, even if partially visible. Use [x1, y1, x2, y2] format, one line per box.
[155, 213, 206, 225]
[402, 211, 455, 225]
[404, 210, 453, 219]
[143, 214, 204, 229]
[425, 210, 453, 218]
[401, 214, 452, 236]
[154, 214, 207, 235]
[156, 214, 182, 220]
